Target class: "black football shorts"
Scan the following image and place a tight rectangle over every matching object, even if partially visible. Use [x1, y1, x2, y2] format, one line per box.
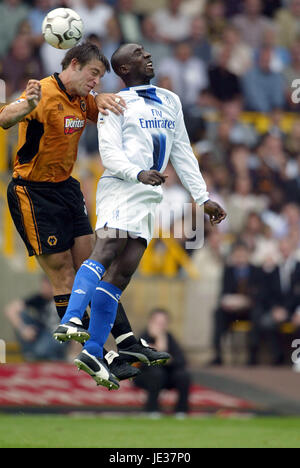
[7, 176, 93, 257]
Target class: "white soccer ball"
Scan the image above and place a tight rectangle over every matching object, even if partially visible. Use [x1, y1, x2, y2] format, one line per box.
[42, 8, 83, 50]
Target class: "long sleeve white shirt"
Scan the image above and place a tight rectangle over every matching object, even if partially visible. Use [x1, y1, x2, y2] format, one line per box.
[97, 84, 209, 207]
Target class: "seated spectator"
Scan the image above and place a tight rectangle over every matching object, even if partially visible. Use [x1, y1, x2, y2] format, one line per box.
[285, 121, 300, 159]
[262, 0, 283, 18]
[0, 34, 44, 96]
[211, 242, 263, 365]
[213, 24, 253, 77]
[188, 16, 212, 64]
[140, 16, 171, 70]
[227, 0, 282, 19]
[225, 175, 268, 234]
[0, 0, 29, 58]
[28, 0, 52, 47]
[255, 25, 291, 73]
[241, 46, 286, 112]
[275, 0, 300, 48]
[151, 0, 192, 44]
[228, 144, 255, 179]
[286, 154, 300, 203]
[116, 0, 142, 44]
[250, 237, 300, 365]
[208, 45, 242, 103]
[232, 0, 275, 49]
[225, 0, 244, 17]
[239, 211, 280, 265]
[180, 0, 207, 17]
[157, 41, 208, 108]
[76, 0, 115, 38]
[184, 88, 217, 144]
[4, 276, 68, 361]
[205, 0, 228, 44]
[134, 308, 191, 417]
[206, 99, 258, 149]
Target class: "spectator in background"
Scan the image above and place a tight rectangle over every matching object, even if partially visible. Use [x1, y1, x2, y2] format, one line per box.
[28, 0, 52, 47]
[188, 16, 212, 65]
[0, 34, 44, 97]
[275, 0, 300, 48]
[0, 0, 29, 58]
[255, 25, 291, 73]
[134, 308, 191, 418]
[206, 99, 258, 150]
[192, 228, 226, 284]
[140, 16, 171, 69]
[205, 0, 227, 44]
[211, 242, 263, 365]
[253, 134, 287, 198]
[241, 46, 286, 112]
[227, 0, 282, 19]
[262, 0, 283, 18]
[151, 0, 191, 44]
[180, 0, 207, 17]
[116, 0, 142, 44]
[226, 175, 268, 234]
[76, 0, 115, 38]
[4, 276, 67, 361]
[239, 212, 274, 256]
[157, 41, 208, 108]
[225, 0, 244, 17]
[233, 0, 274, 49]
[250, 237, 300, 365]
[228, 144, 255, 179]
[208, 45, 242, 103]
[213, 24, 253, 77]
[286, 125, 300, 163]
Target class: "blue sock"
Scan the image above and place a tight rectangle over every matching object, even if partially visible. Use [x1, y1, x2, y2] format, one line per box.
[61, 259, 106, 324]
[84, 281, 122, 358]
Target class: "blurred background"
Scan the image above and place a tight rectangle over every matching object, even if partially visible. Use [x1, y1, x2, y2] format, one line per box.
[0, 0, 300, 417]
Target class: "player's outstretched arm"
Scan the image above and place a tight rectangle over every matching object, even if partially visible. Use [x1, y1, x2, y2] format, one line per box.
[204, 200, 227, 226]
[0, 79, 41, 129]
[95, 93, 126, 116]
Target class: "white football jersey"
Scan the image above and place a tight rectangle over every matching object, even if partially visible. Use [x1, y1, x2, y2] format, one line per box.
[97, 84, 209, 207]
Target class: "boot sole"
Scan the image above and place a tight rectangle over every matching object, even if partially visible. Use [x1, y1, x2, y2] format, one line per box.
[53, 330, 90, 344]
[74, 358, 119, 390]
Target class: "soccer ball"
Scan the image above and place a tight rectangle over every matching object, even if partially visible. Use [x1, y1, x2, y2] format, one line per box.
[42, 8, 83, 50]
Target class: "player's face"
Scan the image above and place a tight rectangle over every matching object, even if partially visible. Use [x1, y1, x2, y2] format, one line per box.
[74, 59, 106, 96]
[128, 45, 155, 80]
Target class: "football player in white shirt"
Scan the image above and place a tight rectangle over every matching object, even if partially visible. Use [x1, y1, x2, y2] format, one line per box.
[56, 43, 226, 389]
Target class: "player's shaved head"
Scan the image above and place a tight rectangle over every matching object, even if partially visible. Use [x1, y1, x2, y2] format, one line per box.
[111, 43, 139, 75]
[111, 43, 154, 86]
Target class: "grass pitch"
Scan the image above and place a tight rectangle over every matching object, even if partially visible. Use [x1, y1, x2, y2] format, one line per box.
[0, 414, 300, 448]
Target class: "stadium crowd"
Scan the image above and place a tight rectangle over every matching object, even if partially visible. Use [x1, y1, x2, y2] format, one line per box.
[1, 0, 300, 365]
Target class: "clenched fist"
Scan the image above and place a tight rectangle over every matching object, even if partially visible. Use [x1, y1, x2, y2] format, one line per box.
[137, 170, 168, 186]
[25, 79, 42, 110]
